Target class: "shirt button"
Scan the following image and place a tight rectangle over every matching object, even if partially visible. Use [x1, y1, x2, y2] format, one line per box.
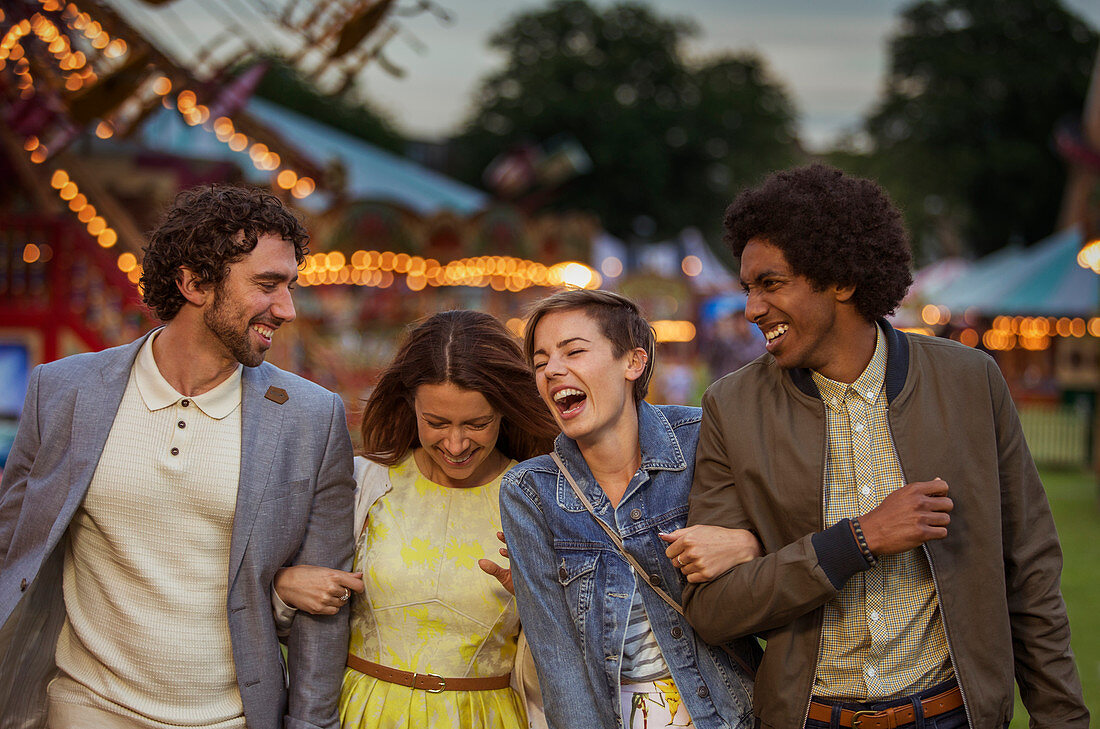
[181, 399, 190, 407]
[19, 578, 27, 592]
[170, 447, 179, 456]
[866, 666, 877, 678]
[860, 486, 871, 496]
[649, 573, 662, 587]
[830, 397, 839, 407]
[629, 508, 642, 521]
[178, 421, 186, 429]
[558, 566, 568, 581]
[854, 422, 865, 432]
[696, 685, 709, 698]
[670, 626, 683, 638]
[869, 610, 880, 621]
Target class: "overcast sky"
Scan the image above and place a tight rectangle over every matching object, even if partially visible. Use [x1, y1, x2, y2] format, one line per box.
[114, 0, 1100, 151]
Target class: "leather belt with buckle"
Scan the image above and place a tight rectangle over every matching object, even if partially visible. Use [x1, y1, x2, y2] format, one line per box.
[807, 685, 963, 728]
[346, 654, 511, 692]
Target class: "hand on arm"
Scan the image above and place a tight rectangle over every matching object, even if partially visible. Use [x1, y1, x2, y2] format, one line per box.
[477, 530, 513, 595]
[284, 394, 356, 729]
[275, 565, 364, 615]
[660, 525, 762, 583]
[857, 478, 952, 556]
[682, 389, 853, 644]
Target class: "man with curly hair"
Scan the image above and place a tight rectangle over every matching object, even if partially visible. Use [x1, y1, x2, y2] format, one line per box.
[681, 165, 1088, 729]
[0, 185, 354, 729]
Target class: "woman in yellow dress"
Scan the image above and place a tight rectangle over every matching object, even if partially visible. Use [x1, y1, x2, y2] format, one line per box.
[272, 310, 558, 729]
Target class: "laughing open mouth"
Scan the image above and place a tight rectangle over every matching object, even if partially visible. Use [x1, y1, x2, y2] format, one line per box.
[440, 450, 476, 466]
[251, 324, 274, 343]
[763, 323, 788, 345]
[552, 388, 587, 416]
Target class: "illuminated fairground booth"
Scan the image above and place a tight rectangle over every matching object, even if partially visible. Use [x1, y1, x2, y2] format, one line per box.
[896, 227, 1100, 467]
[0, 0, 604, 462]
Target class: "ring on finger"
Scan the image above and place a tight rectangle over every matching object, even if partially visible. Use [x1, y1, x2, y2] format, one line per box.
[339, 587, 350, 602]
[677, 556, 684, 567]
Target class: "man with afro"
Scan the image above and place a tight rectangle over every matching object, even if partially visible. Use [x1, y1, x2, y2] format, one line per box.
[681, 165, 1087, 729]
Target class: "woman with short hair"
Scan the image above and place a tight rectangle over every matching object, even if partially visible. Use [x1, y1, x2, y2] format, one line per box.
[502, 289, 760, 729]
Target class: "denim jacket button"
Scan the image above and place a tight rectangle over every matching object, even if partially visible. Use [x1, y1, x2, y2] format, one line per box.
[670, 626, 683, 638]
[696, 685, 709, 698]
[558, 566, 569, 581]
[629, 508, 642, 521]
[649, 573, 662, 587]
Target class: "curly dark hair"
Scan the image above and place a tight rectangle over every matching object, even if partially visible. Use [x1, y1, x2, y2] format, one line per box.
[723, 164, 912, 322]
[140, 185, 309, 321]
[360, 310, 558, 466]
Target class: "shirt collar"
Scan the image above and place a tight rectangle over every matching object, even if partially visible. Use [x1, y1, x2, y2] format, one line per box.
[134, 332, 243, 419]
[553, 400, 688, 475]
[811, 324, 888, 412]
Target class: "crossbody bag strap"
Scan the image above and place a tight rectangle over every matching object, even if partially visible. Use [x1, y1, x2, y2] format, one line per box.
[551, 452, 683, 616]
[551, 453, 759, 679]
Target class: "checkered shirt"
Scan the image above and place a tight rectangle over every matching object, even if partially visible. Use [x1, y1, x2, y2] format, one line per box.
[809, 325, 954, 700]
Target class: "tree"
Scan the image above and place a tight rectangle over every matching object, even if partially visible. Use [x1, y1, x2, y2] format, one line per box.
[856, 0, 1098, 259]
[453, 0, 801, 245]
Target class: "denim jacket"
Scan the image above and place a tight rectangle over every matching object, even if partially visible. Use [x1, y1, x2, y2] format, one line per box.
[501, 402, 755, 729]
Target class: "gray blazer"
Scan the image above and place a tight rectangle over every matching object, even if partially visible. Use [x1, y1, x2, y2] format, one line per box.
[0, 332, 355, 729]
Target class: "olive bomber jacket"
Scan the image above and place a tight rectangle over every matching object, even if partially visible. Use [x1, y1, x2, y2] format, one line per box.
[681, 321, 1089, 729]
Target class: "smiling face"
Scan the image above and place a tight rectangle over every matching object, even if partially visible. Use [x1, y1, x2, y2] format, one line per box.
[413, 381, 504, 488]
[531, 309, 644, 447]
[202, 233, 298, 367]
[739, 237, 856, 377]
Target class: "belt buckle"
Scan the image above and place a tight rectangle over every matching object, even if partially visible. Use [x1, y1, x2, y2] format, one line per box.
[414, 672, 446, 693]
[850, 709, 881, 728]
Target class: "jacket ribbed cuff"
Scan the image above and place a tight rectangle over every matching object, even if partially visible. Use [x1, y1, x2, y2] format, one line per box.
[811, 518, 873, 590]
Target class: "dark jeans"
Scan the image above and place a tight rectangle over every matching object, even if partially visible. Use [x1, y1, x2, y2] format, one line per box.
[804, 680, 968, 729]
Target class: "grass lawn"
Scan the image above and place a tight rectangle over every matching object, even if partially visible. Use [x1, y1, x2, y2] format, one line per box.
[1011, 468, 1099, 726]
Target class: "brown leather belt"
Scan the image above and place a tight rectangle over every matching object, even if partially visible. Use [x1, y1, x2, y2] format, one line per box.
[807, 685, 963, 728]
[346, 654, 511, 692]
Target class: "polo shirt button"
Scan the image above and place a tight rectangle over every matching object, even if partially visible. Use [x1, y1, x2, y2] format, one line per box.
[670, 626, 683, 638]
[558, 566, 568, 581]
[649, 573, 662, 587]
[696, 685, 709, 698]
[20, 578, 27, 592]
[170, 447, 179, 456]
[629, 508, 642, 521]
[181, 399, 190, 407]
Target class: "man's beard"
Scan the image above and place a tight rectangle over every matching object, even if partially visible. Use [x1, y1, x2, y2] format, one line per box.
[204, 284, 264, 367]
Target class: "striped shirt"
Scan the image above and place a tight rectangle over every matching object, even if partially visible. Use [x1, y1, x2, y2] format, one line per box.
[620, 589, 670, 683]
[810, 325, 954, 700]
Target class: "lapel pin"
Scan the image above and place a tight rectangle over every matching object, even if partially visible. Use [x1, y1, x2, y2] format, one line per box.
[264, 386, 289, 405]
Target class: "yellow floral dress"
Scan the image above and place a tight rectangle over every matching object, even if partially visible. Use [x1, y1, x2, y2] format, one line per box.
[339, 455, 526, 729]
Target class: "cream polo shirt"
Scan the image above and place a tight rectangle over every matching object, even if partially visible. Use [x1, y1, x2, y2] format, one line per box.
[49, 333, 247, 729]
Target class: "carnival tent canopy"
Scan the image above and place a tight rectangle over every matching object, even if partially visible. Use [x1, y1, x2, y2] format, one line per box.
[931, 228, 1095, 317]
[247, 98, 487, 215]
[127, 97, 487, 216]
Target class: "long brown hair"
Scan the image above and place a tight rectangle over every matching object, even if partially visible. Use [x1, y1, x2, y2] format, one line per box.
[361, 310, 558, 465]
